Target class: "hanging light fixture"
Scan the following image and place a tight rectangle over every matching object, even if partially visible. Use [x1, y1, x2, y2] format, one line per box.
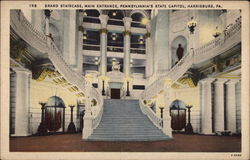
[83, 30, 87, 40]
[138, 35, 144, 44]
[130, 59, 133, 67]
[187, 17, 197, 34]
[111, 33, 117, 41]
[112, 11, 117, 16]
[213, 26, 221, 38]
[94, 57, 99, 65]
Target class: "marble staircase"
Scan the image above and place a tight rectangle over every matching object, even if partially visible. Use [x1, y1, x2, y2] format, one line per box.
[87, 99, 171, 141]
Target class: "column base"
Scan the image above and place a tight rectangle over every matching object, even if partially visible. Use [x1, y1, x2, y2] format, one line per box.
[11, 133, 31, 137]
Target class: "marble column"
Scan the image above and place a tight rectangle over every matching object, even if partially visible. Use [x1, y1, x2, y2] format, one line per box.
[13, 69, 31, 136]
[145, 24, 153, 78]
[68, 10, 77, 66]
[200, 78, 214, 134]
[99, 15, 108, 76]
[77, 11, 84, 74]
[214, 79, 228, 133]
[123, 17, 132, 77]
[31, 10, 43, 32]
[225, 79, 239, 133]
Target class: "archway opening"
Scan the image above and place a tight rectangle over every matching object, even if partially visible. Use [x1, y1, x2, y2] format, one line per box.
[171, 36, 188, 67]
[45, 96, 65, 133]
[169, 100, 186, 132]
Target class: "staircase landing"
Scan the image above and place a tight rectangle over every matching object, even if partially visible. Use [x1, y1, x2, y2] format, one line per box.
[87, 99, 171, 141]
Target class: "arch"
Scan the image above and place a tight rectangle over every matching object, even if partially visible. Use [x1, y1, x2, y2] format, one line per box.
[45, 96, 66, 132]
[107, 10, 124, 26]
[169, 99, 186, 109]
[171, 35, 188, 67]
[129, 10, 150, 19]
[107, 10, 125, 19]
[169, 99, 187, 131]
[84, 9, 100, 17]
[82, 9, 101, 24]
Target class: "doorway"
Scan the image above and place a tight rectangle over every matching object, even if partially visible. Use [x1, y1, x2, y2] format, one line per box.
[111, 88, 120, 99]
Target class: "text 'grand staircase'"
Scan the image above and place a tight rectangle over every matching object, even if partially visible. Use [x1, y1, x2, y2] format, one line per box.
[87, 99, 171, 141]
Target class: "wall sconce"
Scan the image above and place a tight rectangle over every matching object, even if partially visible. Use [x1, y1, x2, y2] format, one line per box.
[187, 17, 197, 34]
[213, 26, 221, 38]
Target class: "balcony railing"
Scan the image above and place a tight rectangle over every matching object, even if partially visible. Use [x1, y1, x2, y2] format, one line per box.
[130, 47, 146, 54]
[107, 46, 123, 52]
[83, 44, 146, 54]
[83, 44, 100, 51]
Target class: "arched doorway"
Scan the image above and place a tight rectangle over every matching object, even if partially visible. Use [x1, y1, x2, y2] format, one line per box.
[169, 100, 186, 131]
[171, 36, 188, 67]
[45, 96, 65, 133]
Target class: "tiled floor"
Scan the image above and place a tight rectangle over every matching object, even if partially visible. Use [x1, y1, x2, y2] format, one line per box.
[10, 133, 241, 152]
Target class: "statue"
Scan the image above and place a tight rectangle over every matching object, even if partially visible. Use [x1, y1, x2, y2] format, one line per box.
[112, 61, 120, 71]
[176, 44, 184, 61]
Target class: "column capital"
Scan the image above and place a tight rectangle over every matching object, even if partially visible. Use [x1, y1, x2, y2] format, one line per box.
[14, 67, 31, 75]
[200, 78, 215, 84]
[123, 17, 132, 31]
[225, 79, 240, 85]
[123, 30, 131, 36]
[143, 32, 151, 39]
[99, 28, 108, 34]
[214, 78, 228, 85]
[99, 14, 109, 29]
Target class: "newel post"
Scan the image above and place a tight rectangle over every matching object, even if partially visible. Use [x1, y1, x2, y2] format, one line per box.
[162, 82, 173, 138]
[162, 106, 172, 138]
[82, 85, 93, 139]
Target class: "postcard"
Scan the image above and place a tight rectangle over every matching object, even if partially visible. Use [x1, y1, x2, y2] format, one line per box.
[1, 1, 249, 160]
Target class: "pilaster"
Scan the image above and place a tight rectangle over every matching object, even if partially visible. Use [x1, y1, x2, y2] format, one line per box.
[123, 17, 132, 77]
[99, 15, 109, 76]
[200, 78, 215, 134]
[214, 79, 228, 133]
[225, 79, 239, 133]
[13, 68, 31, 136]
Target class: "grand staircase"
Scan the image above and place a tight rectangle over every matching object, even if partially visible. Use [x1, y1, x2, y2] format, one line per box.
[88, 99, 171, 141]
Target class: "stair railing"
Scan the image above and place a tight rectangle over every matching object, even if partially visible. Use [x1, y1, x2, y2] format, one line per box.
[10, 10, 104, 138]
[139, 100, 163, 129]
